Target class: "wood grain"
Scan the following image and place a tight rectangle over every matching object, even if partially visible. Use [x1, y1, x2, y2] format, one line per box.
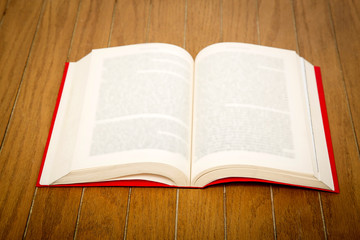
[294, 0, 360, 238]
[24, 188, 82, 239]
[0, 0, 43, 146]
[258, 0, 326, 238]
[0, 0, 79, 238]
[185, 0, 221, 57]
[24, 0, 117, 238]
[221, 1, 273, 239]
[222, 0, 258, 44]
[68, 0, 116, 62]
[258, 0, 297, 50]
[272, 187, 326, 240]
[226, 184, 273, 239]
[110, 0, 150, 46]
[329, 0, 360, 151]
[177, 186, 224, 240]
[76, 188, 129, 239]
[126, 188, 177, 239]
[148, 0, 186, 47]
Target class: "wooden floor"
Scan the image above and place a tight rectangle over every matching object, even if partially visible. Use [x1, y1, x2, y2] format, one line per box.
[1, 0, 359, 239]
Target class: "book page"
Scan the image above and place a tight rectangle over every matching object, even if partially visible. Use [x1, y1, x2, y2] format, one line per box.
[40, 54, 92, 185]
[303, 60, 334, 190]
[192, 43, 316, 183]
[72, 44, 194, 181]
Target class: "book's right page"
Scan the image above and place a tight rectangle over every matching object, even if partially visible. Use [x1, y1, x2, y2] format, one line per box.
[191, 43, 332, 189]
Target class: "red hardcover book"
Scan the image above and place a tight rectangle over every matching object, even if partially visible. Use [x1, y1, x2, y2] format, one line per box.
[37, 43, 339, 192]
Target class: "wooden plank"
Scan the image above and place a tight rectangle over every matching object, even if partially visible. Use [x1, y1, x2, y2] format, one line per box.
[24, 0, 117, 239]
[226, 183, 273, 239]
[258, 0, 325, 239]
[176, 1, 224, 239]
[272, 187, 325, 239]
[185, 0, 221, 58]
[75, 188, 129, 239]
[221, 1, 273, 239]
[222, 0, 258, 44]
[110, 0, 150, 46]
[258, 0, 297, 49]
[293, 0, 360, 238]
[148, 0, 185, 47]
[329, 0, 360, 151]
[0, 0, 43, 146]
[0, 0, 80, 239]
[123, 0, 184, 239]
[127, 188, 177, 239]
[177, 186, 224, 239]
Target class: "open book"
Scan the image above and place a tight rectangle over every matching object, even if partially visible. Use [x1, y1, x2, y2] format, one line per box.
[37, 42, 338, 192]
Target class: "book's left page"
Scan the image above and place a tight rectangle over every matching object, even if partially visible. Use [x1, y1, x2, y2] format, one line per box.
[39, 43, 194, 186]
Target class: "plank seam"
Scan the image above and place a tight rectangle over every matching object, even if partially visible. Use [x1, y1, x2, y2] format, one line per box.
[66, 0, 82, 62]
[318, 192, 328, 240]
[223, 185, 227, 240]
[219, 0, 223, 42]
[174, 189, 179, 240]
[123, 188, 132, 240]
[183, 0, 187, 49]
[290, 0, 300, 54]
[73, 188, 85, 240]
[22, 187, 38, 238]
[107, 0, 117, 47]
[270, 186, 277, 240]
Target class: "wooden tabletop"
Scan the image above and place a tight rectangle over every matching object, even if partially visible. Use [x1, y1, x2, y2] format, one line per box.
[1, 0, 359, 239]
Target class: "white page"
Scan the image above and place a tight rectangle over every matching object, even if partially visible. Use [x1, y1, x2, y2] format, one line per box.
[72, 44, 194, 180]
[191, 43, 316, 182]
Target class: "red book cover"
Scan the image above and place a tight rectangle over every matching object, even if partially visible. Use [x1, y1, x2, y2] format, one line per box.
[37, 64, 338, 192]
